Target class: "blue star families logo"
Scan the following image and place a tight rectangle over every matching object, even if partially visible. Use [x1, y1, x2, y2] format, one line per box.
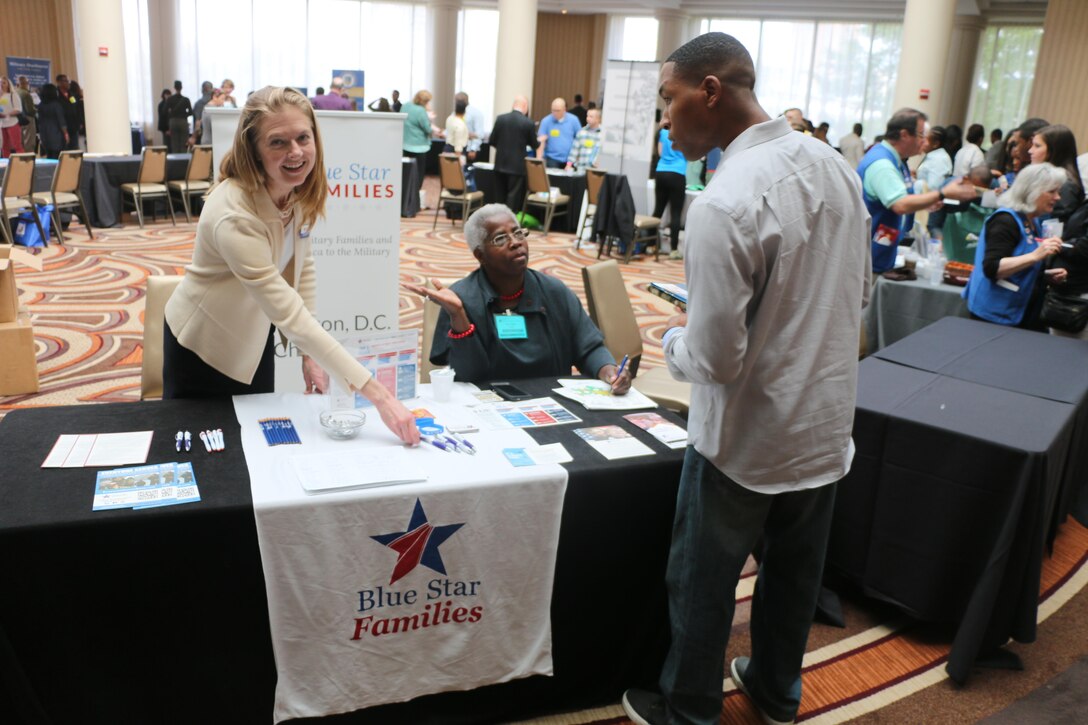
[371, 498, 463, 585]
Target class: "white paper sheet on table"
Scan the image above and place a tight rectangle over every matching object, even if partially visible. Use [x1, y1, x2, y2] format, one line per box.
[233, 392, 568, 722]
[42, 431, 154, 468]
[552, 379, 658, 411]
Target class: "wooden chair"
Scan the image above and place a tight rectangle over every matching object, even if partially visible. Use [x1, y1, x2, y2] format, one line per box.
[121, 146, 176, 228]
[419, 280, 442, 383]
[577, 168, 606, 249]
[582, 260, 690, 414]
[32, 150, 94, 243]
[168, 145, 213, 223]
[141, 274, 183, 399]
[434, 153, 484, 230]
[1, 153, 47, 246]
[522, 158, 569, 235]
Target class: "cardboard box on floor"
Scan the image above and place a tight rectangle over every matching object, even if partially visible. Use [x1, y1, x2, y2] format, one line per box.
[0, 246, 41, 395]
[0, 307, 39, 395]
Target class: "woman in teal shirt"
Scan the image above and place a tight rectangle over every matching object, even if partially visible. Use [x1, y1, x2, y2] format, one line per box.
[402, 89, 437, 213]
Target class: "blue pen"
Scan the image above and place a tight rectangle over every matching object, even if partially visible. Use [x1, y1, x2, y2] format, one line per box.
[616, 354, 630, 378]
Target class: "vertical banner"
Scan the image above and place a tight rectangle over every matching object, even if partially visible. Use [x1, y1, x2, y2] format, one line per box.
[5, 57, 51, 89]
[333, 69, 365, 110]
[599, 60, 660, 216]
[203, 107, 403, 392]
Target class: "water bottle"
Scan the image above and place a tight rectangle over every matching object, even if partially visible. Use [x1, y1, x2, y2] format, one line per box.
[928, 239, 946, 286]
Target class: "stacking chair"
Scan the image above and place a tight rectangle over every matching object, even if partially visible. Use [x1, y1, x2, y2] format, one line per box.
[32, 150, 94, 243]
[168, 145, 213, 223]
[419, 280, 442, 383]
[576, 168, 606, 249]
[628, 214, 662, 262]
[582, 260, 690, 414]
[1, 153, 48, 246]
[141, 274, 183, 399]
[522, 158, 569, 235]
[434, 153, 484, 230]
[121, 146, 176, 228]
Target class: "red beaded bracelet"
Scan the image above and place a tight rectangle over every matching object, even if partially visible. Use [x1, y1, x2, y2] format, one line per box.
[447, 323, 475, 340]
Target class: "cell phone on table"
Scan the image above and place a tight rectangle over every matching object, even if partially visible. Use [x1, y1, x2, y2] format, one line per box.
[491, 382, 532, 401]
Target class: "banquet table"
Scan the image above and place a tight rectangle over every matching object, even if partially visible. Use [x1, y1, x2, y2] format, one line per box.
[472, 164, 587, 234]
[0, 378, 685, 724]
[80, 153, 192, 228]
[863, 275, 970, 353]
[828, 337, 1083, 684]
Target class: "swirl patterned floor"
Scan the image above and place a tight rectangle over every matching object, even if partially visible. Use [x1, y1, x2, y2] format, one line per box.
[1, 215, 684, 410]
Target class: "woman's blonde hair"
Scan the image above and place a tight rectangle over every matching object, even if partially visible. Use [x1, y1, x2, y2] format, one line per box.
[412, 89, 432, 106]
[219, 86, 327, 229]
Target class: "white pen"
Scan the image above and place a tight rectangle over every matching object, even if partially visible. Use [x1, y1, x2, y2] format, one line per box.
[446, 432, 476, 455]
[215, 428, 225, 451]
[199, 430, 212, 453]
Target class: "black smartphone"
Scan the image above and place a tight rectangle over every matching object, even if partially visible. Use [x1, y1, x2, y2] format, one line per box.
[491, 382, 532, 401]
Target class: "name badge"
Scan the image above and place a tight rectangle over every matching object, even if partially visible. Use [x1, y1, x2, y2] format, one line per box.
[549, 128, 561, 137]
[494, 314, 528, 339]
[584, 139, 595, 147]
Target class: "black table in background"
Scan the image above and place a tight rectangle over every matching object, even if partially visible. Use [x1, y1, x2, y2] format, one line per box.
[80, 154, 192, 228]
[828, 353, 1080, 685]
[472, 166, 586, 234]
[0, 379, 684, 724]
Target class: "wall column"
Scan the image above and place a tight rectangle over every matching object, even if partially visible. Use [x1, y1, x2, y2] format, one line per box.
[891, 0, 957, 118]
[938, 14, 984, 127]
[73, 0, 131, 153]
[427, 0, 461, 123]
[654, 9, 688, 61]
[493, 0, 537, 118]
[1029, 0, 1088, 146]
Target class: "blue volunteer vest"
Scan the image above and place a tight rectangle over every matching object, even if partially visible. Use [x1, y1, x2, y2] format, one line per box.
[857, 143, 915, 273]
[963, 208, 1041, 325]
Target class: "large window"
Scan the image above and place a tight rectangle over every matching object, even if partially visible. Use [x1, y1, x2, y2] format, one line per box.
[966, 26, 1043, 136]
[607, 16, 659, 62]
[703, 18, 902, 146]
[454, 7, 500, 128]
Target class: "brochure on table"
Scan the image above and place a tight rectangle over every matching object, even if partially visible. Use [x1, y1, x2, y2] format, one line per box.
[551, 378, 657, 411]
[232, 392, 567, 722]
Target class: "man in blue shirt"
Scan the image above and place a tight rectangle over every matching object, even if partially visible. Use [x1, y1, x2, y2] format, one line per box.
[537, 98, 582, 169]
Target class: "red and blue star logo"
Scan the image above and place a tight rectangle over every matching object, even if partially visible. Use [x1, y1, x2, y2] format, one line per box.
[371, 499, 464, 585]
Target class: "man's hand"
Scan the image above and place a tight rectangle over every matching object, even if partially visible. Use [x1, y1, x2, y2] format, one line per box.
[941, 176, 979, 202]
[599, 364, 632, 395]
[666, 312, 688, 329]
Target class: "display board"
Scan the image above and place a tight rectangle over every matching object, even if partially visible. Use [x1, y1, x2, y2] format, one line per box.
[598, 60, 659, 215]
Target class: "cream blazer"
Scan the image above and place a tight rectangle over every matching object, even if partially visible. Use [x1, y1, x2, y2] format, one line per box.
[164, 178, 371, 390]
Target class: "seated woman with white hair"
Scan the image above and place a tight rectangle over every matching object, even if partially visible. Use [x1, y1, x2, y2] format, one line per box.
[404, 204, 631, 392]
[964, 162, 1069, 327]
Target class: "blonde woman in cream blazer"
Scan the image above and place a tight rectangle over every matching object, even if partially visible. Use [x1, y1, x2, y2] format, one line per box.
[164, 86, 419, 445]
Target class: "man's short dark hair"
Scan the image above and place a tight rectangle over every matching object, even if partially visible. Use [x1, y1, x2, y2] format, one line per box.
[174, 80, 183, 91]
[1017, 117, 1049, 143]
[455, 100, 467, 115]
[666, 32, 755, 90]
[991, 128, 1003, 141]
[885, 108, 927, 141]
[574, 94, 583, 103]
[315, 86, 325, 95]
[853, 123, 863, 136]
[966, 123, 984, 145]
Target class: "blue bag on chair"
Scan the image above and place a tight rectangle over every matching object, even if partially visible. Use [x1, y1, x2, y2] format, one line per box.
[13, 204, 53, 248]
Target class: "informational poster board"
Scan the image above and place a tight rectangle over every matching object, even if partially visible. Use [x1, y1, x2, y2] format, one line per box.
[598, 60, 659, 215]
[5, 57, 51, 89]
[204, 107, 403, 393]
[333, 69, 365, 109]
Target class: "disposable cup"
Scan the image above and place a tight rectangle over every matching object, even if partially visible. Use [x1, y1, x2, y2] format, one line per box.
[430, 368, 456, 402]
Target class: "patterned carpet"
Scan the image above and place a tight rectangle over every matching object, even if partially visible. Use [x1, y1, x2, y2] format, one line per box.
[0, 213, 685, 410]
[5, 211, 1088, 724]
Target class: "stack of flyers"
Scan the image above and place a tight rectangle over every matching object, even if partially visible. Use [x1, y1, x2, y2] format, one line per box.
[623, 412, 688, 449]
[93, 462, 202, 512]
[572, 425, 654, 460]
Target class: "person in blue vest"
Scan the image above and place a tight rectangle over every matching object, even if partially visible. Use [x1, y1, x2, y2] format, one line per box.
[964, 162, 1068, 327]
[857, 108, 978, 276]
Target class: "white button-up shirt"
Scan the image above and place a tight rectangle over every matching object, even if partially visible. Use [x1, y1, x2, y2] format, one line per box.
[664, 116, 871, 492]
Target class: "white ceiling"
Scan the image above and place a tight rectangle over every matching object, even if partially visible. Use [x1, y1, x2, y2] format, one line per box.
[520, 0, 1049, 24]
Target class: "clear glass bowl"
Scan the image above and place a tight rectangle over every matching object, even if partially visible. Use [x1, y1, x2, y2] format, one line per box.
[319, 409, 367, 440]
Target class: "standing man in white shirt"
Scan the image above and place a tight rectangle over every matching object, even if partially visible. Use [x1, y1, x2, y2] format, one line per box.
[953, 123, 986, 177]
[622, 32, 871, 725]
[838, 122, 865, 168]
[455, 91, 488, 163]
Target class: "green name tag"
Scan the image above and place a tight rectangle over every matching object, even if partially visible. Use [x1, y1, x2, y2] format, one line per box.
[494, 314, 528, 339]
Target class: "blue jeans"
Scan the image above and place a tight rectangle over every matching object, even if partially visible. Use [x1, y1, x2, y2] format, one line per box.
[659, 447, 837, 724]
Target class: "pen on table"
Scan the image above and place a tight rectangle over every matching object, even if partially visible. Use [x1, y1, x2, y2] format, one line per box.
[611, 354, 630, 395]
[442, 434, 474, 455]
[421, 435, 456, 453]
[447, 432, 476, 454]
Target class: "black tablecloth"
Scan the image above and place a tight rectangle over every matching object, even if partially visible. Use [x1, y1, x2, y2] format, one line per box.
[873, 316, 1088, 526]
[828, 357, 1078, 684]
[0, 379, 684, 724]
[400, 157, 421, 218]
[80, 154, 192, 228]
[473, 167, 586, 233]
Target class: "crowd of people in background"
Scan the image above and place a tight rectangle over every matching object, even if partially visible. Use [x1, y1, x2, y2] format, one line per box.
[0, 73, 84, 158]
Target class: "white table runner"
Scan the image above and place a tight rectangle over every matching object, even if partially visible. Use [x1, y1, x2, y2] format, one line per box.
[233, 393, 567, 722]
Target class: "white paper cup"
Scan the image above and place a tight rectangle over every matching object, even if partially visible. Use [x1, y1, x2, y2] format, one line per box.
[430, 368, 456, 402]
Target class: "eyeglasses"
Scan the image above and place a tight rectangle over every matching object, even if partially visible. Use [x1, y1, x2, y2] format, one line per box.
[487, 228, 530, 247]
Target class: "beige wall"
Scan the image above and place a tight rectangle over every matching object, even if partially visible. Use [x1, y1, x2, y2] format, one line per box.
[1029, 0, 1088, 147]
[531, 12, 607, 122]
[0, 0, 77, 83]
